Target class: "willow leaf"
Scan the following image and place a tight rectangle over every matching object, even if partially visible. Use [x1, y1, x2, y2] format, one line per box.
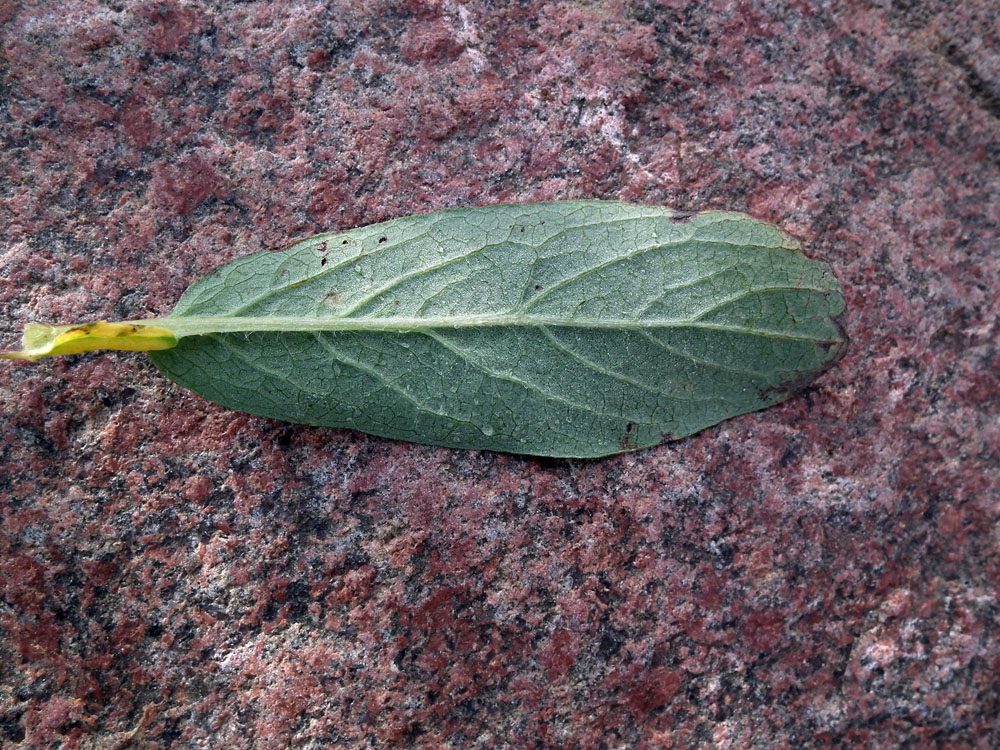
[3, 200, 846, 457]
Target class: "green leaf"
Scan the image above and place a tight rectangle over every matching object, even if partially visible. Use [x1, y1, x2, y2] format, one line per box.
[4, 201, 846, 457]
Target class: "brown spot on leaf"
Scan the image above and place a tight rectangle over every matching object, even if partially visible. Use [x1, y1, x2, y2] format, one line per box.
[315, 242, 329, 265]
[271, 238, 302, 252]
[620, 421, 638, 451]
[670, 210, 697, 223]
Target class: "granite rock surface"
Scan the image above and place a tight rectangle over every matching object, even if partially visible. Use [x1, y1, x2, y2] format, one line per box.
[1, 1, 998, 748]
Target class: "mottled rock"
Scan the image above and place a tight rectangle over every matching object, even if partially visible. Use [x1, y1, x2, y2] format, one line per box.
[1, 1, 997, 748]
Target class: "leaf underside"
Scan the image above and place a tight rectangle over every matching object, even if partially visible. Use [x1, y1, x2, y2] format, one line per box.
[149, 200, 846, 457]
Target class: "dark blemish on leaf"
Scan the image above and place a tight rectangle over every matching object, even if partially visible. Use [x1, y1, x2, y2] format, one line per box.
[279, 269, 290, 279]
[313, 242, 328, 266]
[620, 421, 637, 450]
[342, 239, 350, 245]
[534, 285, 544, 291]
[670, 210, 697, 223]
[324, 292, 341, 305]
[520, 227, 525, 233]
[378, 236, 387, 243]
[272, 236, 306, 252]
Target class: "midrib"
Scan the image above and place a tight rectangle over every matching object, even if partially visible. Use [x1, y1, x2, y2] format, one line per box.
[136, 315, 833, 343]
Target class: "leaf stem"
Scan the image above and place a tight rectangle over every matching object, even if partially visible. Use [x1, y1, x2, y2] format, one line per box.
[1, 322, 177, 361]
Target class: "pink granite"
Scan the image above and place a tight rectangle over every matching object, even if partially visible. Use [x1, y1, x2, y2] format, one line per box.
[1, 1, 998, 748]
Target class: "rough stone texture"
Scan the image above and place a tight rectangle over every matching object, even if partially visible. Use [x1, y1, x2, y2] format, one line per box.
[1, 1, 997, 748]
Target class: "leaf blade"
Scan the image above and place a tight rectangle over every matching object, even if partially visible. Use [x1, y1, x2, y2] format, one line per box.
[146, 200, 845, 457]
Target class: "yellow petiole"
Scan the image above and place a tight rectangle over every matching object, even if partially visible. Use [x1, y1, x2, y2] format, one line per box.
[0, 321, 177, 361]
